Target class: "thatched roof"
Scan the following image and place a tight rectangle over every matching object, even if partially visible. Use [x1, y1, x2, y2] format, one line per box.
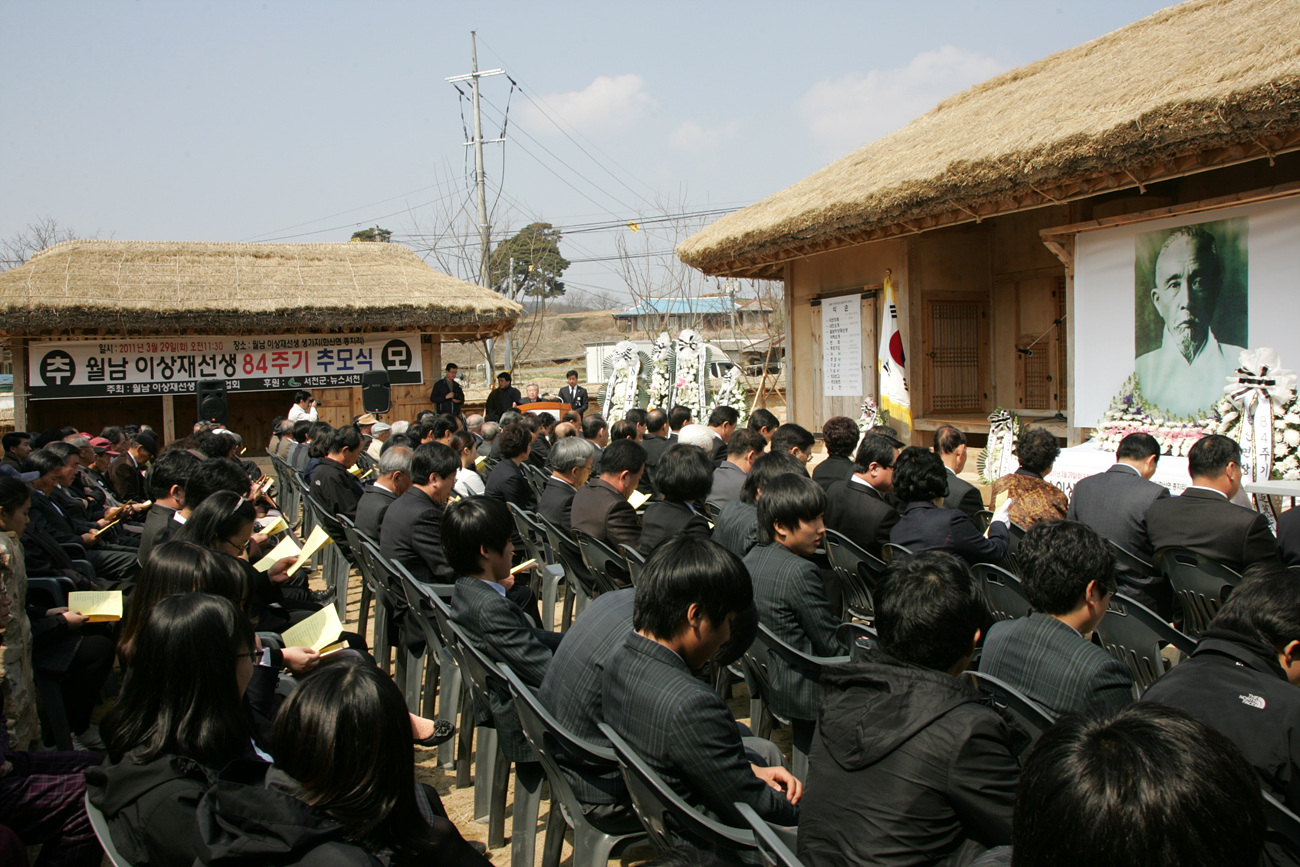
[680, 0, 1300, 278]
[0, 240, 521, 339]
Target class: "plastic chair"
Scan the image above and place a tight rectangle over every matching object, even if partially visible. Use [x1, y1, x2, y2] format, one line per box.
[300, 492, 350, 619]
[881, 542, 912, 563]
[962, 670, 1057, 745]
[1094, 592, 1197, 697]
[599, 723, 757, 855]
[1154, 547, 1240, 638]
[268, 454, 302, 529]
[573, 529, 630, 593]
[339, 517, 381, 655]
[619, 544, 647, 586]
[822, 529, 885, 621]
[752, 624, 849, 778]
[446, 622, 545, 864]
[523, 464, 550, 504]
[85, 791, 137, 867]
[972, 563, 1032, 622]
[1263, 788, 1300, 862]
[739, 636, 786, 741]
[509, 504, 566, 629]
[836, 620, 877, 654]
[734, 802, 804, 867]
[1108, 540, 1156, 581]
[536, 515, 597, 626]
[502, 664, 648, 867]
[972, 510, 993, 534]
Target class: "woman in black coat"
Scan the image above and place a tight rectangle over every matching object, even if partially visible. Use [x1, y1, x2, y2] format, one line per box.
[637, 443, 714, 553]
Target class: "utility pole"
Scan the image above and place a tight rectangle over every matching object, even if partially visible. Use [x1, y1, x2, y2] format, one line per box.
[447, 32, 505, 381]
[505, 256, 516, 371]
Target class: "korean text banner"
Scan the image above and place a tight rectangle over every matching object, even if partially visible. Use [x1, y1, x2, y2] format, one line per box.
[27, 333, 424, 400]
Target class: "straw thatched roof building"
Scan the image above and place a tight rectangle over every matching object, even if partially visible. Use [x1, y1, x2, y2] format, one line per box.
[0, 239, 520, 339]
[680, 0, 1300, 279]
[677, 0, 1300, 450]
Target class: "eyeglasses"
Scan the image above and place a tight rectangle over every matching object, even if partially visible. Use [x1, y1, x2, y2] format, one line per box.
[224, 538, 251, 555]
[235, 649, 262, 663]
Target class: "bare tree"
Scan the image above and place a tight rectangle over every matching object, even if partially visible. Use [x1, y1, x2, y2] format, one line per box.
[614, 194, 717, 339]
[1, 216, 79, 271]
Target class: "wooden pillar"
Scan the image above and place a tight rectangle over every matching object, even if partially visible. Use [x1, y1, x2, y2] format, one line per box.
[161, 394, 176, 444]
[11, 338, 27, 432]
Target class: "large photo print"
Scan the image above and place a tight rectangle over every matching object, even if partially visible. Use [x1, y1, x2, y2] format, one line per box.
[1134, 217, 1248, 417]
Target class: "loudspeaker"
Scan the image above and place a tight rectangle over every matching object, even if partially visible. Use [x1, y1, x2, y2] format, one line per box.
[361, 371, 391, 414]
[196, 379, 229, 425]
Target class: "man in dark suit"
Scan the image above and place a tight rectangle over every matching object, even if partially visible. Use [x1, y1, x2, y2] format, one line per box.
[558, 369, 590, 416]
[107, 434, 155, 503]
[429, 362, 465, 417]
[744, 475, 841, 730]
[570, 439, 645, 551]
[601, 536, 800, 827]
[640, 409, 672, 486]
[979, 520, 1134, 718]
[812, 416, 858, 492]
[354, 445, 412, 543]
[379, 443, 460, 585]
[447, 497, 561, 764]
[823, 433, 902, 558]
[706, 428, 763, 511]
[538, 437, 594, 529]
[1067, 432, 1172, 614]
[25, 448, 138, 583]
[138, 449, 200, 565]
[309, 425, 366, 561]
[933, 425, 984, 519]
[706, 405, 738, 467]
[1145, 434, 1280, 574]
[667, 405, 692, 442]
[484, 422, 534, 510]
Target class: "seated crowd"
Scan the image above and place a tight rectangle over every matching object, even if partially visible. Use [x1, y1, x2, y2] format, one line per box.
[0, 397, 1297, 867]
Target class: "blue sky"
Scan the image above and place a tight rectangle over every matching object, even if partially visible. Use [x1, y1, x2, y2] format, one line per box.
[2, 1, 1176, 302]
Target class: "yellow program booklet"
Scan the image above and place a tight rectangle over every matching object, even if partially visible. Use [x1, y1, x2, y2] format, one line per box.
[253, 535, 301, 572]
[287, 525, 334, 576]
[281, 604, 344, 652]
[68, 591, 123, 622]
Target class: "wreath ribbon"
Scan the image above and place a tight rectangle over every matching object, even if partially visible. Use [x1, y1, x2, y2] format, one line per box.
[987, 410, 1018, 481]
[1224, 349, 1296, 528]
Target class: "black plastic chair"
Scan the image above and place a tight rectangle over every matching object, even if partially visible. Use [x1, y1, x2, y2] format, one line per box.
[509, 504, 566, 629]
[972, 509, 994, 534]
[619, 544, 647, 586]
[573, 528, 630, 594]
[523, 464, 551, 504]
[598, 723, 757, 855]
[1263, 788, 1300, 863]
[1094, 592, 1197, 697]
[972, 563, 1032, 622]
[536, 515, 597, 626]
[85, 791, 136, 867]
[1154, 546, 1240, 638]
[734, 802, 803, 867]
[881, 542, 912, 563]
[836, 620, 877, 654]
[502, 665, 648, 867]
[962, 670, 1056, 745]
[823, 529, 885, 621]
[752, 624, 849, 778]
[1109, 540, 1156, 582]
[739, 639, 785, 741]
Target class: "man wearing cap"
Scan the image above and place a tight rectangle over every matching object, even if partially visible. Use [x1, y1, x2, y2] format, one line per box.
[367, 422, 392, 461]
[430, 363, 465, 417]
[84, 437, 122, 506]
[484, 372, 521, 423]
[108, 434, 156, 503]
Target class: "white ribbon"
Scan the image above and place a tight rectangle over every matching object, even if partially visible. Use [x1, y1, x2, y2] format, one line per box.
[1224, 349, 1295, 527]
[987, 410, 1018, 481]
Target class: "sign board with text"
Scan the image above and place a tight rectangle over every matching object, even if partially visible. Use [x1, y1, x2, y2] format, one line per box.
[821, 297, 863, 397]
[28, 333, 423, 400]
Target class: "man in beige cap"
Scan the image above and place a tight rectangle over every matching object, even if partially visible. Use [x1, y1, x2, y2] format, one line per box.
[367, 422, 392, 460]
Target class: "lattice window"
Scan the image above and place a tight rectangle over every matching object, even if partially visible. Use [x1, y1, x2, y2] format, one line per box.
[1022, 350, 1051, 410]
[928, 301, 982, 412]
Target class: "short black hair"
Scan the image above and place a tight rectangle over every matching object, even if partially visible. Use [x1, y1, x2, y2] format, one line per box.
[822, 417, 859, 458]
[498, 423, 532, 460]
[600, 439, 646, 476]
[566, 369, 578, 379]
[291, 419, 312, 443]
[582, 415, 608, 440]
[624, 408, 647, 427]
[669, 405, 693, 431]
[1188, 434, 1240, 479]
[610, 419, 637, 442]
[45, 441, 77, 462]
[294, 390, 312, 403]
[431, 417, 458, 441]
[707, 406, 739, 428]
[1019, 520, 1116, 614]
[535, 412, 556, 432]
[656, 444, 714, 503]
[726, 428, 766, 460]
[892, 446, 949, 503]
[1016, 428, 1061, 475]
[409, 442, 459, 486]
[1012, 703, 1263, 867]
[748, 408, 779, 434]
[646, 409, 668, 434]
[328, 425, 362, 454]
[193, 430, 236, 460]
[1116, 432, 1160, 461]
[2, 432, 30, 452]
[149, 449, 201, 500]
[741, 450, 808, 504]
[771, 423, 814, 456]
[854, 433, 899, 472]
[933, 425, 966, 456]
[876, 551, 985, 672]
[186, 458, 250, 507]
[497, 371, 512, 382]
[633, 537, 753, 641]
[22, 448, 65, 478]
[1209, 564, 1300, 650]
[441, 497, 511, 576]
[756, 473, 826, 544]
[445, 362, 458, 371]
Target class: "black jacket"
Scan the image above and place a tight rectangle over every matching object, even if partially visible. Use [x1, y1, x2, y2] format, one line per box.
[430, 377, 465, 416]
[1145, 486, 1280, 573]
[310, 458, 365, 560]
[812, 456, 856, 492]
[538, 477, 577, 529]
[891, 501, 1010, 567]
[798, 652, 1018, 867]
[637, 501, 711, 553]
[380, 488, 454, 584]
[823, 478, 900, 558]
[558, 384, 589, 415]
[354, 483, 399, 544]
[485, 459, 534, 511]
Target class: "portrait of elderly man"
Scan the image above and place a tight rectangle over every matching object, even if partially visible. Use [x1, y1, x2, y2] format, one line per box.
[1134, 222, 1246, 417]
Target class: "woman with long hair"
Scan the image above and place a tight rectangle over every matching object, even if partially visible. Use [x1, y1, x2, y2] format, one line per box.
[195, 659, 487, 866]
[450, 430, 485, 498]
[87, 593, 260, 865]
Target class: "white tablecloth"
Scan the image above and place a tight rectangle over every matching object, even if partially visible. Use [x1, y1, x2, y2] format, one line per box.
[1048, 443, 1192, 498]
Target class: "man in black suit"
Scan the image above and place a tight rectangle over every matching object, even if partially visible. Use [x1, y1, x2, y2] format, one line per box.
[138, 449, 200, 565]
[1145, 434, 1280, 574]
[706, 405, 738, 467]
[107, 434, 155, 504]
[1067, 432, 1172, 614]
[429, 362, 465, 417]
[538, 437, 594, 529]
[640, 409, 672, 482]
[484, 422, 534, 511]
[380, 442, 460, 585]
[309, 425, 366, 561]
[25, 449, 138, 583]
[706, 428, 764, 511]
[558, 369, 590, 416]
[823, 433, 902, 558]
[601, 536, 800, 827]
[581, 415, 609, 475]
[354, 445, 412, 543]
[667, 405, 692, 442]
[447, 497, 561, 764]
[979, 520, 1134, 717]
[933, 425, 984, 520]
[570, 439, 645, 551]
[744, 474, 841, 731]
[812, 416, 858, 492]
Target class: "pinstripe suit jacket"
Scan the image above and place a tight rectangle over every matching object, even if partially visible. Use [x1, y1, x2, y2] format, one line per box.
[451, 576, 559, 762]
[711, 500, 758, 559]
[744, 543, 841, 720]
[978, 612, 1133, 718]
[602, 633, 799, 826]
